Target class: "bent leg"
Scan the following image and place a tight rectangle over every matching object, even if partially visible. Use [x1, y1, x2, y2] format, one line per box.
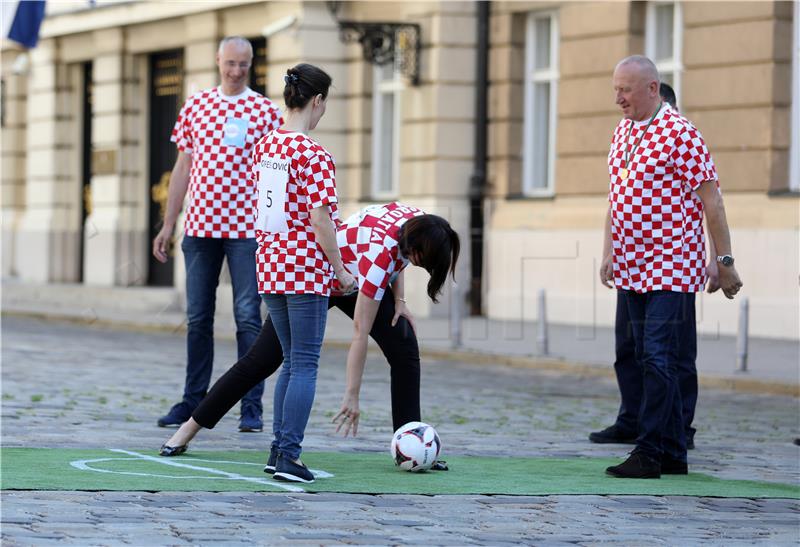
[225, 237, 266, 412]
[192, 315, 284, 429]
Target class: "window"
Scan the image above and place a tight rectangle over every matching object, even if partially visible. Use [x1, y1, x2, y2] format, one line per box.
[371, 61, 403, 198]
[522, 12, 559, 196]
[646, 1, 683, 102]
[790, 0, 800, 190]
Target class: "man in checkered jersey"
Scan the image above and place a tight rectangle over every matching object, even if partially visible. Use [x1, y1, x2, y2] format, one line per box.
[590, 83, 718, 451]
[602, 56, 742, 479]
[152, 36, 282, 433]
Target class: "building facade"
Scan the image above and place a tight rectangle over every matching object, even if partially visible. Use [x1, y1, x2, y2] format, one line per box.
[2, 0, 798, 339]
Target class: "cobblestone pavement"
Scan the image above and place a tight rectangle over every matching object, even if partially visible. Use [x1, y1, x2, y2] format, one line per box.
[2, 315, 799, 545]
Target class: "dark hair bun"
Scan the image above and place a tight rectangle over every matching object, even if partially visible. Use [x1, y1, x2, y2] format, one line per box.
[283, 64, 332, 110]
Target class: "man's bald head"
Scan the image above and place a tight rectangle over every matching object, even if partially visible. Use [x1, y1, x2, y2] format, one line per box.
[613, 55, 662, 121]
[615, 55, 660, 85]
[216, 36, 253, 96]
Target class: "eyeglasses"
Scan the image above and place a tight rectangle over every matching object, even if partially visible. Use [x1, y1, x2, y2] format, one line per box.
[224, 61, 251, 69]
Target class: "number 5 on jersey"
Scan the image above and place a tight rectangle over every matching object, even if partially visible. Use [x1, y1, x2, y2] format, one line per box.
[255, 158, 290, 233]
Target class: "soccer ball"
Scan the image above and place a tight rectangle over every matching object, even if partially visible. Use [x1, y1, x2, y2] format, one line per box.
[390, 421, 441, 472]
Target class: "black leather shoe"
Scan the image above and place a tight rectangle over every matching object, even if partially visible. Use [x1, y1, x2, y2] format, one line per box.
[431, 460, 449, 471]
[263, 446, 279, 475]
[661, 455, 688, 475]
[159, 444, 187, 457]
[273, 455, 315, 483]
[606, 452, 661, 479]
[589, 425, 637, 444]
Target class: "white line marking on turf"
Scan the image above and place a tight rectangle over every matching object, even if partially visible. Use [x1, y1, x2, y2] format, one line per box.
[70, 457, 226, 480]
[107, 449, 305, 493]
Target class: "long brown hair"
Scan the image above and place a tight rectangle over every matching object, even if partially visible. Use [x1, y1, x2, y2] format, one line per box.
[399, 215, 460, 302]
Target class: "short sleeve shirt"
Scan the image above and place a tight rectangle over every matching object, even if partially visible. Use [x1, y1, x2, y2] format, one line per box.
[334, 202, 425, 301]
[171, 87, 283, 239]
[252, 130, 339, 296]
[608, 105, 718, 293]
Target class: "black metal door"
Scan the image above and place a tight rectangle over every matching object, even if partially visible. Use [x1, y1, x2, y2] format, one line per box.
[79, 61, 93, 282]
[147, 50, 183, 287]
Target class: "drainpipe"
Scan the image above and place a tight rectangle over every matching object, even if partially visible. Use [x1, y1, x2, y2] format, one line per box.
[469, 0, 489, 316]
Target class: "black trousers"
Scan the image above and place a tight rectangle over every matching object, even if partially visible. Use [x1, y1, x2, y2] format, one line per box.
[613, 289, 698, 443]
[192, 290, 421, 432]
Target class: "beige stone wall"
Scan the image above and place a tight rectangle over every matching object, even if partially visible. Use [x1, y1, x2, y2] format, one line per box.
[683, 1, 794, 193]
[483, 1, 799, 339]
[3, 0, 478, 314]
[485, 193, 799, 339]
[3, 1, 797, 335]
[1, 46, 28, 277]
[329, 1, 478, 317]
[486, 1, 795, 197]
[13, 38, 84, 283]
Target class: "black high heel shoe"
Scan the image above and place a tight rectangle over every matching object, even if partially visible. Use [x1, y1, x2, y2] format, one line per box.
[159, 443, 187, 457]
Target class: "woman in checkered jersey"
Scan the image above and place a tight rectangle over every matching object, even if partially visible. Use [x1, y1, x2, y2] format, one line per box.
[250, 63, 357, 483]
[160, 203, 460, 473]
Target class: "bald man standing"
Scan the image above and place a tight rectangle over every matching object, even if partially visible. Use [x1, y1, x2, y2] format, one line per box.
[153, 37, 283, 433]
[601, 56, 742, 478]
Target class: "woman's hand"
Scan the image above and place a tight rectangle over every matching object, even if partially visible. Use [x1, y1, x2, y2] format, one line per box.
[391, 299, 416, 335]
[332, 394, 360, 437]
[335, 268, 357, 294]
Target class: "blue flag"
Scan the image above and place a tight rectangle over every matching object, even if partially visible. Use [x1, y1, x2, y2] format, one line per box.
[6, 1, 46, 49]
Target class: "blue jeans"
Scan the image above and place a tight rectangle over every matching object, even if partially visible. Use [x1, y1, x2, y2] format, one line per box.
[622, 290, 692, 462]
[263, 293, 328, 461]
[181, 236, 264, 412]
[613, 290, 698, 442]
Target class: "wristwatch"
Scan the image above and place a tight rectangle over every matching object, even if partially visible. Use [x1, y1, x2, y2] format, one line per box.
[716, 255, 735, 267]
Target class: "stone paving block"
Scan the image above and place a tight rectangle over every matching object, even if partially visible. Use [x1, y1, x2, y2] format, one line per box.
[373, 518, 435, 526]
[281, 532, 349, 541]
[360, 497, 423, 508]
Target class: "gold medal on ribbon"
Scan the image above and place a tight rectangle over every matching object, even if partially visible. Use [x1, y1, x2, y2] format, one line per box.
[619, 103, 662, 185]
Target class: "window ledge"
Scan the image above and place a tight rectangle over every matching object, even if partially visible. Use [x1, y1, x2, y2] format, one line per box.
[766, 189, 800, 198]
[506, 192, 556, 201]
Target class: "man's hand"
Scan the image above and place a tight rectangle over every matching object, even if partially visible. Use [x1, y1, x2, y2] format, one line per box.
[706, 260, 720, 293]
[332, 395, 360, 437]
[600, 253, 614, 289]
[152, 225, 174, 264]
[718, 265, 743, 299]
[391, 300, 416, 334]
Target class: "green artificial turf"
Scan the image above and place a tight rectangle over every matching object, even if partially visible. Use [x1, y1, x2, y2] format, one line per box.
[1, 448, 797, 498]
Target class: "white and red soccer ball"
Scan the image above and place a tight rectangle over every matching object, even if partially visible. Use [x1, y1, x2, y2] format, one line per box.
[390, 421, 442, 472]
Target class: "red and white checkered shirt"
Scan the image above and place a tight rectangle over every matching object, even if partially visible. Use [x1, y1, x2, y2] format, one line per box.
[171, 87, 282, 239]
[608, 105, 718, 293]
[252, 130, 339, 296]
[333, 202, 424, 300]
